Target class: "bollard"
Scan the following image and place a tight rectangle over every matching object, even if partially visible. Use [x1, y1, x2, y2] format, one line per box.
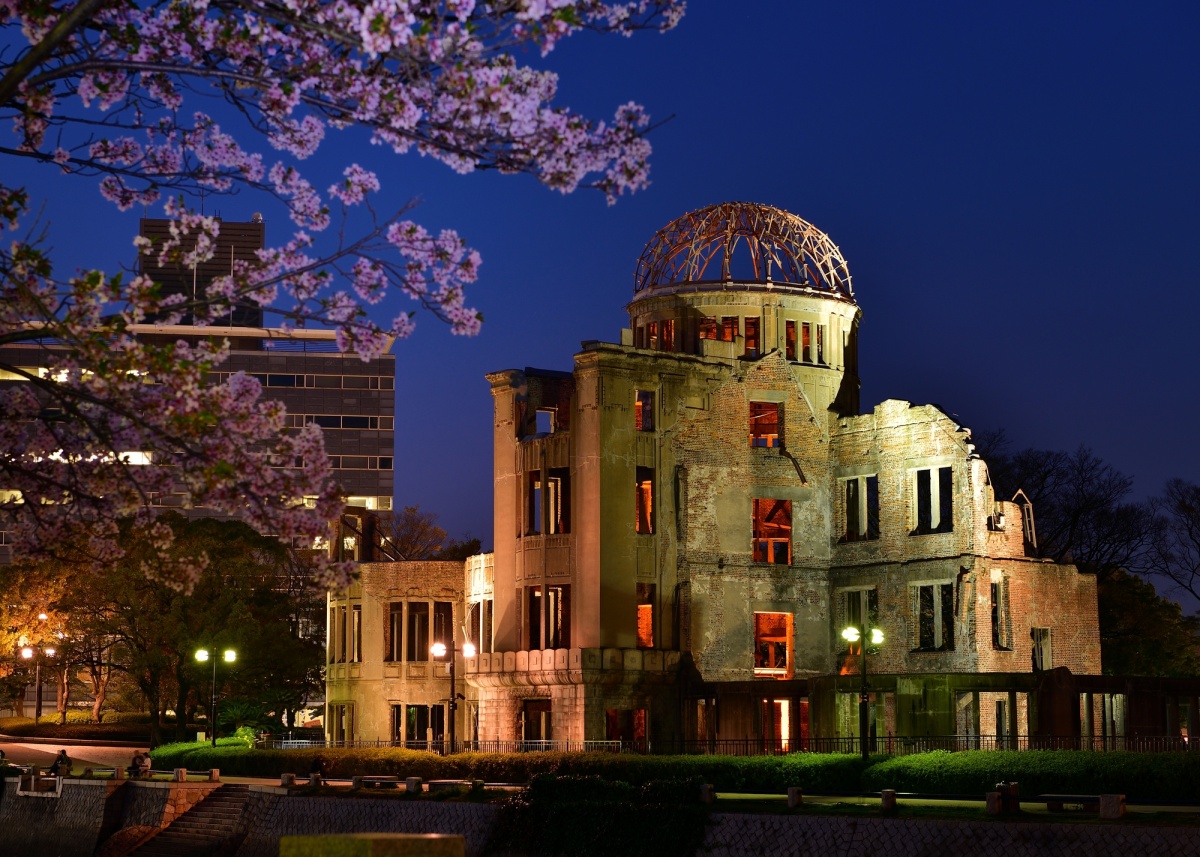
[309, 773, 322, 787]
[114, 766, 126, 781]
[209, 768, 220, 782]
[173, 768, 187, 783]
[352, 776, 364, 791]
[985, 791, 1002, 815]
[787, 787, 803, 808]
[880, 789, 897, 812]
[699, 784, 715, 804]
[281, 773, 297, 787]
[405, 777, 423, 794]
[1099, 794, 1126, 819]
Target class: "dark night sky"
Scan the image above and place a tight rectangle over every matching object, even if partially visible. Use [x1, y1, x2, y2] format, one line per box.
[21, 2, 1200, 547]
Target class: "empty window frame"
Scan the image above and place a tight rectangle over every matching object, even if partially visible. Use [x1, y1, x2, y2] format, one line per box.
[1031, 627, 1051, 671]
[406, 602, 430, 662]
[743, 317, 760, 358]
[350, 604, 362, 663]
[800, 322, 825, 364]
[635, 466, 655, 534]
[785, 320, 797, 361]
[387, 603, 403, 661]
[843, 475, 880, 541]
[635, 390, 655, 432]
[914, 583, 955, 651]
[661, 318, 676, 352]
[842, 588, 879, 655]
[647, 321, 659, 351]
[467, 599, 494, 654]
[525, 470, 543, 536]
[754, 612, 793, 677]
[699, 317, 718, 340]
[538, 468, 570, 534]
[637, 583, 655, 649]
[535, 409, 555, 434]
[749, 401, 782, 448]
[546, 585, 570, 649]
[752, 498, 792, 564]
[432, 601, 453, 651]
[991, 576, 1011, 650]
[912, 466, 954, 534]
[720, 316, 739, 342]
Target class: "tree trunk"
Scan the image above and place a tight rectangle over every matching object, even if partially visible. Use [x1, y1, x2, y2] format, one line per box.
[88, 659, 110, 723]
[56, 665, 70, 725]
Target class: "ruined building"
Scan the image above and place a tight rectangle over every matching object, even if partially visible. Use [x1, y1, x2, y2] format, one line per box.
[468, 202, 1101, 748]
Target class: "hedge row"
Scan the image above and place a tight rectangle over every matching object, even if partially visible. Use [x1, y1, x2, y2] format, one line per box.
[146, 744, 1200, 801]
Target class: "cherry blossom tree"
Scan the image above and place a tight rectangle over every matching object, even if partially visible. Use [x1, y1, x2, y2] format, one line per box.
[0, 0, 682, 587]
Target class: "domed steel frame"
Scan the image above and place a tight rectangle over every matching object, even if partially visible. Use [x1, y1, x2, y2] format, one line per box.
[633, 202, 853, 298]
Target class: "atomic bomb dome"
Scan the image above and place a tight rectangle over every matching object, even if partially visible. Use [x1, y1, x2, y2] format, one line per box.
[633, 201, 854, 299]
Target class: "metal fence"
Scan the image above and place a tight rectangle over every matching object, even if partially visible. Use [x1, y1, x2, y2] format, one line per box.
[259, 734, 1195, 755]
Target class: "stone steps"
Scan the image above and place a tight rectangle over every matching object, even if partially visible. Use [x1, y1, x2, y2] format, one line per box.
[130, 783, 250, 857]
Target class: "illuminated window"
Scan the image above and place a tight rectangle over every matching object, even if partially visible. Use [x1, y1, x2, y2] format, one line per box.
[661, 318, 675, 352]
[842, 475, 879, 541]
[647, 321, 659, 351]
[720, 316, 739, 342]
[744, 317, 760, 358]
[635, 467, 655, 534]
[800, 322, 825, 364]
[699, 317, 717, 340]
[754, 612, 793, 677]
[785, 320, 797, 360]
[350, 604, 362, 663]
[913, 583, 954, 651]
[749, 401, 782, 448]
[636, 583, 655, 648]
[468, 599, 494, 654]
[752, 499, 791, 564]
[635, 390, 655, 432]
[912, 466, 953, 534]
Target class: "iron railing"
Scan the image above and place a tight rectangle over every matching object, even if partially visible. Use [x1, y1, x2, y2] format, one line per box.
[258, 734, 1196, 755]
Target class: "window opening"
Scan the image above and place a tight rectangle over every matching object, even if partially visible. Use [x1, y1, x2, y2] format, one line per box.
[522, 699, 552, 741]
[526, 469, 542, 535]
[843, 475, 880, 541]
[785, 320, 797, 361]
[605, 709, 647, 743]
[635, 390, 655, 432]
[350, 604, 362, 663]
[546, 468, 570, 534]
[802, 322, 811, 362]
[636, 583, 655, 648]
[647, 321, 659, 351]
[720, 316, 738, 342]
[754, 612, 793, 677]
[635, 466, 655, 534]
[527, 586, 542, 650]
[406, 703, 444, 744]
[387, 603, 403, 661]
[913, 466, 953, 534]
[749, 401, 782, 448]
[843, 588, 879, 655]
[661, 318, 676, 352]
[914, 583, 955, 651]
[752, 498, 792, 564]
[546, 585, 570, 649]
[406, 602, 429, 662]
[991, 578, 1011, 650]
[743, 317, 760, 357]
[535, 409, 554, 434]
[433, 601, 453, 649]
[1031, 627, 1051, 671]
[699, 317, 717, 340]
[815, 324, 824, 364]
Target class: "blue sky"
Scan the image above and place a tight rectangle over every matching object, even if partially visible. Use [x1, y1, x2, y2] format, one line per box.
[22, 1, 1200, 546]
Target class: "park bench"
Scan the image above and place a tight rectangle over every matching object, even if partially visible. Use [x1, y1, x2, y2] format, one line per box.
[351, 775, 402, 790]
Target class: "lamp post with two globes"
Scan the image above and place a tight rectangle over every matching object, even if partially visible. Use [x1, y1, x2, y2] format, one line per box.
[841, 623, 884, 761]
[195, 648, 236, 747]
[430, 632, 475, 754]
[20, 642, 56, 722]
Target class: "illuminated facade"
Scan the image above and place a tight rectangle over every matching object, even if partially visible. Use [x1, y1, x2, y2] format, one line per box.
[469, 203, 1100, 748]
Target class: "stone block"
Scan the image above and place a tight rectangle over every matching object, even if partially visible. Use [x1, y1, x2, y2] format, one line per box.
[281, 773, 297, 787]
[623, 649, 643, 671]
[529, 649, 541, 671]
[1099, 794, 1126, 819]
[880, 789, 897, 812]
[280, 833, 465, 857]
[643, 650, 663, 671]
[602, 648, 624, 670]
[503, 651, 516, 672]
[406, 777, 423, 794]
[787, 786, 803, 808]
[172, 768, 187, 783]
[209, 768, 220, 782]
[985, 791, 1002, 814]
[555, 648, 569, 669]
[515, 651, 528, 671]
[699, 784, 715, 804]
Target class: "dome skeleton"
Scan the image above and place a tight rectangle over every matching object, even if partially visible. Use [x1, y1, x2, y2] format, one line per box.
[633, 202, 854, 298]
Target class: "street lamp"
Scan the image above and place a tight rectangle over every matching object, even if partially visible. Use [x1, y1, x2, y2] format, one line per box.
[842, 624, 884, 761]
[20, 643, 56, 722]
[195, 648, 236, 748]
[430, 633, 476, 754]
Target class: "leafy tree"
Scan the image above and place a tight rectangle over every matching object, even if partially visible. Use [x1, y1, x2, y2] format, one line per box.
[442, 536, 484, 561]
[0, 0, 682, 582]
[1096, 568, 1200, 676]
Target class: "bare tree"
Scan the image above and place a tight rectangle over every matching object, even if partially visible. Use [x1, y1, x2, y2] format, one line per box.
[1148, 480, 1200, 603]
[377, 505, 448, 561]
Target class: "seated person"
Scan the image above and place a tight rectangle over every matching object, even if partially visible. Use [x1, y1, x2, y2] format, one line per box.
[48, 750, 70, 777]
